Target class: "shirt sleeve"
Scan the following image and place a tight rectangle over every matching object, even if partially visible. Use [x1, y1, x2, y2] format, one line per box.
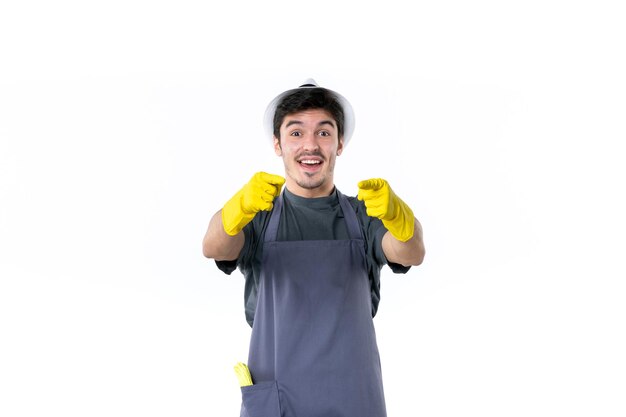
[213, 213, 263, 276]
[351, 197, 411, 274]
[370, 215, 411, 274]
[215, 259, 237, 275]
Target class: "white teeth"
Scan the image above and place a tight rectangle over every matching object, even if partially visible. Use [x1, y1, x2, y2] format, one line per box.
[300, 160, 321, 165]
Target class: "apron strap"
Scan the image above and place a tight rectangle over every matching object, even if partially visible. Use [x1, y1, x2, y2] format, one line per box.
[264, 191, 284, 243]
[264, 188, 363, 243]
[337, 189, 363, 241]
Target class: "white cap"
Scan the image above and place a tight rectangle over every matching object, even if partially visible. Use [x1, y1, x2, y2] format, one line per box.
[263, 79, 356, 147]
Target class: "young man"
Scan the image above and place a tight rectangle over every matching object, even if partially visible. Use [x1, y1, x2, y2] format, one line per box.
[203, 80, 424, 417]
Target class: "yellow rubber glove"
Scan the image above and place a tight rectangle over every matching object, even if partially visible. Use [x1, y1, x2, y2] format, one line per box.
[222, 172, 285, 236]
[234, 362, 253, 387]
[357, 178, 415, 242]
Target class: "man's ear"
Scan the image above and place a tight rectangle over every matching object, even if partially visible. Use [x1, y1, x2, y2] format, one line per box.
[273, 136, 282, 156]
[337, 137, 344, 156]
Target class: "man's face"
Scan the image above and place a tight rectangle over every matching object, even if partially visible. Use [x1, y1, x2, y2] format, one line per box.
[274, 109, 343, 198]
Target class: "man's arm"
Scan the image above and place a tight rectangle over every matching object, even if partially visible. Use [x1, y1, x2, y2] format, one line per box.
[358, 178, 425, 267]
[381, 218, 425, 267]
[202, 209, 245, 261]
[202, 172, 285, 261]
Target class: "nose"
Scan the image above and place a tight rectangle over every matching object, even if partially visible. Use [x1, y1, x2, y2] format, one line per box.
[301, 132, 320, 151]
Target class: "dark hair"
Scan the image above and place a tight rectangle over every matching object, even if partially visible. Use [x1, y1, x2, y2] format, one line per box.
[273, 88, 345, 140]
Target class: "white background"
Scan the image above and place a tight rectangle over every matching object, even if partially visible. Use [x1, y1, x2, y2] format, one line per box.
[1, 1, 625, 416]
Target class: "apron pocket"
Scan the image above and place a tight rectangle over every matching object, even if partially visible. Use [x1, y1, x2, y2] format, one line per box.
[240, 380, 281, 417]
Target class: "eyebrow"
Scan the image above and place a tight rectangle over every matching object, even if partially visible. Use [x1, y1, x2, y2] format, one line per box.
[285, 120, 337, 129]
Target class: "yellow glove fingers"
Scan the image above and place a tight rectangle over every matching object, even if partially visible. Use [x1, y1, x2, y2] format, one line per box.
[365, 207, 379, 219]
[358, 179, 390, 220]
[253, 173, 285, 210]
[234, 362, 253, 387]
[357, 188, 377, 202]
[357, 178, 387, 191]
[247, 184, 276, 209]
[365, 204, 386, 219]
[357, 177, 415, 242]
[246, 173, 284, 200]
[361, 197, 384, 212]
[357, 179, 389, 212]
[256, 172, 286, 188]
[258, 181, 283, 200]
[357, 184, 374, 201]
[222, 172, 285, 236]
[256, 186, 282, 212]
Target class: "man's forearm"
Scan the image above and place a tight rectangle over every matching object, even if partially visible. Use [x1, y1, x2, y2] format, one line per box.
[382, 219, 425, 267]
[202, 209, 245, 261]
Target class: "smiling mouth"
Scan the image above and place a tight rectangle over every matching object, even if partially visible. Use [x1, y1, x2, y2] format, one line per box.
[299, 159, 322, 167]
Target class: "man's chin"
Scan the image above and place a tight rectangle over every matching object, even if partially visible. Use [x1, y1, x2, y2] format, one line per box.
[296, 175, 325, 190]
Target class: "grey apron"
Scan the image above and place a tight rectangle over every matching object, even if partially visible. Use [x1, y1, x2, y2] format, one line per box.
[240, 190, 387, 417]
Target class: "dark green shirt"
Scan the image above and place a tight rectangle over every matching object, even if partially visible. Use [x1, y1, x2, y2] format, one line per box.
[216, 187, 410, 327]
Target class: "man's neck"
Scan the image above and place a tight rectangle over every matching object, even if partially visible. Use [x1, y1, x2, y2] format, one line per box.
[284, 182, 335, 198]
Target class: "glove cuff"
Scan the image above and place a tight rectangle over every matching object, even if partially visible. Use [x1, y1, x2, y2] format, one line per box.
[222, 191, 254, 236]
[383, 196, 415, 242]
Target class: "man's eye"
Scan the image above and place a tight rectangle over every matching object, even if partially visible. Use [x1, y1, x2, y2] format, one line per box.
[318, 131, 330, 137]
[290, 131, 301, 137]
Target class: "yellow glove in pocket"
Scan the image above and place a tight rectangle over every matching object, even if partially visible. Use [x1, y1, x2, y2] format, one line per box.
[234, 362, 253, 387]
[357, 178, 415, 242]
[222, 172, 285, 236]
